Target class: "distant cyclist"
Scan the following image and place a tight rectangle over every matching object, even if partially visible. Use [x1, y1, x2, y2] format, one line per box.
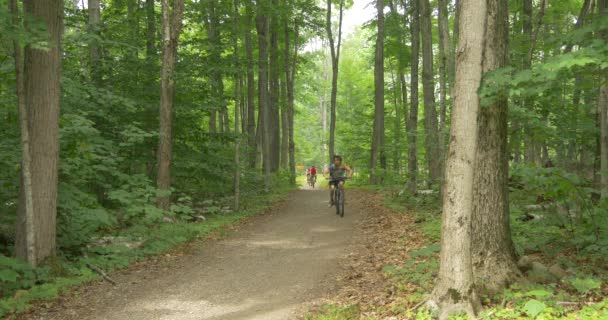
[323, 155, 352, 206]
[309, 166, 318, 186]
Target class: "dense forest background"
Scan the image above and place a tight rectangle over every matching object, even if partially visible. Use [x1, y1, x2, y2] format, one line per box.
[0, 0, 607, 318]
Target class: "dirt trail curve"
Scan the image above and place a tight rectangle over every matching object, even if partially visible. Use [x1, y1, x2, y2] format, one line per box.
[25, 188, 365, 320]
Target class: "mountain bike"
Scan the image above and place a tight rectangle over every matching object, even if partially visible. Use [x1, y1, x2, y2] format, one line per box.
[332, 177, 348, 217]
[309, 174, 317, 188]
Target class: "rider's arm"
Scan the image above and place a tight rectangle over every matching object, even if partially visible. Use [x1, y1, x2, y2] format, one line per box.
[323, 167, 329, 178]
[343, 165, 353, 178]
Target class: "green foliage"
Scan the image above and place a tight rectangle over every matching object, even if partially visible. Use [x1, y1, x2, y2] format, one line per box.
[304, 304, 361, 320]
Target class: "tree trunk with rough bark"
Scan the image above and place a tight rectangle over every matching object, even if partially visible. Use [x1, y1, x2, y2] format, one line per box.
[287, 22, 298, 184]
[420, 0, 441, 185]
[15, 0, 63, 267]
[430, 0, 488, 315]
[370, 0, 385, 184]
[156, 0, 184, 210]
[471, 0, 522, 293]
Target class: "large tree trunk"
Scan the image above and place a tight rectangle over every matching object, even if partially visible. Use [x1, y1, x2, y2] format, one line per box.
[600, 0, 608, 198]
[15, 0, 63, 267]
[326, 0, 344, 163]
[256, 4, 271, 189]
[370, 0, 385, 184]
[245, 1, 257, 168]
[268, 0, 281, 172]
[88, 0, 102, 84]
[156, 0, 184, 210]
[406, 0, 420, 194]
[420, 0, 441, 185]
[207, 0, 224, 135]
[471, 0, 521, 293]
[430, 0, 488, 315]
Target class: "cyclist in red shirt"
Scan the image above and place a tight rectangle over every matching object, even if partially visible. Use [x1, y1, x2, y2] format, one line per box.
[308, 166, 318, 187]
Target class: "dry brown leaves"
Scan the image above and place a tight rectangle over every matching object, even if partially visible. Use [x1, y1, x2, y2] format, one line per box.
[306, 190, 432, 319]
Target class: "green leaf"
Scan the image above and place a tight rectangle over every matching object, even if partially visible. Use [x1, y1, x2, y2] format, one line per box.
[523, 299, 546, 318]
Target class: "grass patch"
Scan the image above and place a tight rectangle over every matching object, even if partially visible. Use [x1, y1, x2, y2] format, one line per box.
[305, 304, 361, 320]
[0, 184, 292, 318]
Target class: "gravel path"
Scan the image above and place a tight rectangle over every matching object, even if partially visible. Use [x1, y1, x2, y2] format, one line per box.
[26, 188, 365, 320]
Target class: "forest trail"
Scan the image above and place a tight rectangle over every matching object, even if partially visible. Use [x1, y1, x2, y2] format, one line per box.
[26, 188, 365, 320]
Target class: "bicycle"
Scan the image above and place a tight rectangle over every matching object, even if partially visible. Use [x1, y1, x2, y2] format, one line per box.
[331, 177, 348, 217]
[309, 174, 317, 188]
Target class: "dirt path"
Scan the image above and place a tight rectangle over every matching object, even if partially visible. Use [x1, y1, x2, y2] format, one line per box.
[25, 188, 365, 320]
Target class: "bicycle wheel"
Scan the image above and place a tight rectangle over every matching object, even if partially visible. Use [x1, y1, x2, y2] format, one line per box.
[339, 187, 345, 217]
[334, 188, 340, 215]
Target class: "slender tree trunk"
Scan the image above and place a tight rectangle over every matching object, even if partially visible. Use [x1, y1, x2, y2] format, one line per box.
[430, 0, 487, 314]
[437, 0, 450, 158]
[256, 3, 271, 189]
[15, 0, 63, 266]
[370, 0, 385, 184]
[599, 0, 608, 198]
[390, 60, 402, 172]
[280, 85, 289, 169]
[233, 0, 241, 210]
[156, 0, 184, 210]
[146, 0, 156, 57]
[420, 0, 441, 185]
[245, 1, 256, 168]
[471, 0, 521, 293]
[327, 0, 344, 163]
[268, 0, 280, 172]
[207, 0, 224, 135]
[11, 0, 36, 266]
[88, 0, 102, 84]
[407, 0, 420, 194]
[286, 22, 298, 184]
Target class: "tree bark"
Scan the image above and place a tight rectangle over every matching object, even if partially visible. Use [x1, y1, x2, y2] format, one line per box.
[156, 0, 184, 210]
[370, 0, 385, 184]
[256, 3, 271, 189]
[406, 0, 420, 194]
[437, 0, 451, 158]
[420, 0, 441, 185]
[11, 0, 36, 266]
[15, 0, 63, 266]
[471, 0, 521, 294]
[287, 24, 298, 185]
[430, 0, 488, 315]
[268, 0, 281, 172]
[206, 0, 225, 135]
[390, 60, 402, 172]
[326, 0, 344, 163]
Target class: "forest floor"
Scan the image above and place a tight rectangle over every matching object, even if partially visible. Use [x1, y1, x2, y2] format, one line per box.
[17, 187, 370, 320]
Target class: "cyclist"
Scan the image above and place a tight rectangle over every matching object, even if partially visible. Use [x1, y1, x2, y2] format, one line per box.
[323, 155, 353, 206]
[309, 166, 318, 187]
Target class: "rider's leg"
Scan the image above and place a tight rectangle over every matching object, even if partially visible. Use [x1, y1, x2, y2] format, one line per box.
[329, 183, 335, 205]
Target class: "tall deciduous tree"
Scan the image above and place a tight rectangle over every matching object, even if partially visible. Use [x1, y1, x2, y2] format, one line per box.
[245, 0, 257, 168]
[470, 0, 521, 293]
[269, 0, 281, 172]
[326, 0, 344, 163]
[407, 0, 420, 194]
[256, 1, 271, 189]
[370, 0, 385, 184]
[437, 0, 451, 152]
[420, 0, 441, 185]
[15, 0, 64, 267]
[430, 0, 491, 315]
[156, 0, 184, 210]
